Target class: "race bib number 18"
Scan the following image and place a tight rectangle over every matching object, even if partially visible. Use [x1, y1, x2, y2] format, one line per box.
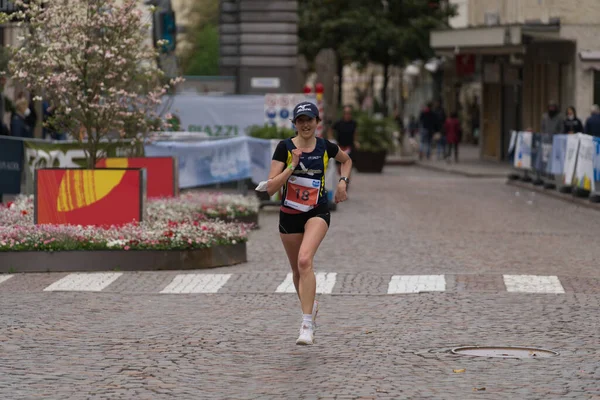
[284, 176, 321, 212]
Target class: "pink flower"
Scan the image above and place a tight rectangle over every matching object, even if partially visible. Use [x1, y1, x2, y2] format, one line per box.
[124, 246, 130, 251]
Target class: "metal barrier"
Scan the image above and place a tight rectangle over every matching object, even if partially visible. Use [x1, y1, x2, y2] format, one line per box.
[509, 131, 600, 203]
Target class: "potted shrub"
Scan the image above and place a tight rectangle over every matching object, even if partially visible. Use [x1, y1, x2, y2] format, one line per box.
[246, 124, 296, 140]
[352, 113, 396, 173]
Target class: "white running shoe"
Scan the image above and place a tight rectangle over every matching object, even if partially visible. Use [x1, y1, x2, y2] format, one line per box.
[312, 300, 319, 331]
[296, 323, 314, 345]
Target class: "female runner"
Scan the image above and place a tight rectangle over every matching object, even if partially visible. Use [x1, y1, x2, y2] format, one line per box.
[267, 101, 352, 345]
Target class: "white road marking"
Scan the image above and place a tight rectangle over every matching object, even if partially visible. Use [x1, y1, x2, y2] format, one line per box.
[0, 275, 14, 285]
[43, 273, 123, 292]
[160, 274, 232, 294]
[503, 275, 565, 294]
[276, 272, 337, 294]
[387, 275, 446, 294]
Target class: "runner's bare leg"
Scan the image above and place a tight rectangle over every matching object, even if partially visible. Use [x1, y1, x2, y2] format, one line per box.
[297, 217, 329, 314]
[280, 233, 303, 299]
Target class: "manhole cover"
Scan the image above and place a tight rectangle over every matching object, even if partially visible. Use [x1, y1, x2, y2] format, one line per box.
[451, 346, 558, 359]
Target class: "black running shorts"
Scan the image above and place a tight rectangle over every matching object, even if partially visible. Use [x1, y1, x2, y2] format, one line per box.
[279, 203, 330, 234]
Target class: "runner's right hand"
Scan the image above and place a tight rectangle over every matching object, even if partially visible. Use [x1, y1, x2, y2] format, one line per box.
[291, 149, 302, 167]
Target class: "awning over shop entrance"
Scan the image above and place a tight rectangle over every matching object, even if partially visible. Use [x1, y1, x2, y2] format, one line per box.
[580, 51, 600, 71]
[430, 26, 523, 54]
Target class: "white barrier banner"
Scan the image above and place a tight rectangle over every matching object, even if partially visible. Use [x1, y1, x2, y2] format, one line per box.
[144, 137, 251, 188]
[245, 137, 280, 184]
[508, 130, 517, 155]
[562, 133, 580, 186]
[165, 94, 265, 136]
[574, 134, 595, 192]
[549, 134, 567, 175]
[514, 131, 532, 169]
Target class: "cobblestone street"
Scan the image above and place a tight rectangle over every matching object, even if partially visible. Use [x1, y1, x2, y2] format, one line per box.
[1, 166, 599, 399]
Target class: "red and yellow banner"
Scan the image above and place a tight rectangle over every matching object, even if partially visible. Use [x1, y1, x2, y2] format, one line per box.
[96, 157, 178, 198]
[35, 168, 144, 226]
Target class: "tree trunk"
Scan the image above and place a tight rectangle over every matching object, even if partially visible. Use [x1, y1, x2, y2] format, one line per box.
[398, 68, 404, 118]
[86, 143, 96, 169]
[336, 52, 343, 110]
[381, 62, 389, 117]
[83, 127, 97, 169]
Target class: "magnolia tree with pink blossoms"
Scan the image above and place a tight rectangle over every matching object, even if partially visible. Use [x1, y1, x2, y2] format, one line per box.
[5, 0, 182, 168]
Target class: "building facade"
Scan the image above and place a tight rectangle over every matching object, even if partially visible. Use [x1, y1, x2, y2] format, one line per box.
[431, 0, 600, 161]
[218, 0, 303, 95]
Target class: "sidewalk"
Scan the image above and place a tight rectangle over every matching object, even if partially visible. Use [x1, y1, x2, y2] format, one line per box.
[387, 145, 512, 178]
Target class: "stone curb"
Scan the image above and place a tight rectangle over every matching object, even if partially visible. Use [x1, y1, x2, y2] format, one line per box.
[415, 162, 509, 178]
[385, 157, 417, 166]
[506, 180, 600, 212]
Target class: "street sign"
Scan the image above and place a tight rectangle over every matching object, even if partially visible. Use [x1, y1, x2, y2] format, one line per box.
[251, 78, 280, 89]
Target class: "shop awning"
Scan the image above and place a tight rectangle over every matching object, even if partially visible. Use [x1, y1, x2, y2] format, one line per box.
[430, 26, 523, 51]
[580, 51, 600, 70]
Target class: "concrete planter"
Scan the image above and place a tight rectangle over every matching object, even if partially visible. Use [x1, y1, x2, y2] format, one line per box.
[0, 242, 247, 273]
[352, 150, 387, 173]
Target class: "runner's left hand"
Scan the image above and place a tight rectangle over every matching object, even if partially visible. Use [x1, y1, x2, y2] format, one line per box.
[335, 182, 348, 203]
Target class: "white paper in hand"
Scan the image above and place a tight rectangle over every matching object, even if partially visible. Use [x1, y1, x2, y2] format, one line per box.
[255, 180, 269, 192]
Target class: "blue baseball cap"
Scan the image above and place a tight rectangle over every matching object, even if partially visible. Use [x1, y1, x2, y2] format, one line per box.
[292, 101, 319, 123]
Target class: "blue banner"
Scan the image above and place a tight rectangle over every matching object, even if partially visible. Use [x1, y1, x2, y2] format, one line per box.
[0, 137, 24, 194]
[594, 137, 600, 192]
[550, 134, 567, 176]
[531, 133, 542, 173]
[144, 137, 251, 188]
[245, 137, 278, 184]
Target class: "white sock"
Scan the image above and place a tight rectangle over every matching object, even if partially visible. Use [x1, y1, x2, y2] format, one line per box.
[302, 314, 313, 326]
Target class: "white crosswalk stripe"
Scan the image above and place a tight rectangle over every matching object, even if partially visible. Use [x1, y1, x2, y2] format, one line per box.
[160, 274, 232, 294]
[503, 275, 565, 294]
[43, 273, 123, 292]
[276, 272, 337, 294]
[10, 272, 581, 295]
[387, 275, 446, 294]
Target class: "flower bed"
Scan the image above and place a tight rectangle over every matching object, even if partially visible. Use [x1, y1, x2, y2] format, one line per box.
[0, 193, 257, 253]
[148, 191, 260, 225]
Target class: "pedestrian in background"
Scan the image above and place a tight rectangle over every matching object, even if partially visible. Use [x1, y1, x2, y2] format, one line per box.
[328, 105, 359, 175]
[541, 101, 563, 135]
[407, 115, 418, 138]
[432, 99, 446, 160]
[10, 98, 32, 138]
[584, 104, 600, 137]
[563, 106, 584, 134]
[444, 111, 461, 163]
[419, 102, 436, 160]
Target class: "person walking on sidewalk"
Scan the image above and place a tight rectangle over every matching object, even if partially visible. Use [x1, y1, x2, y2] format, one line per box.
[432, 100, 447, 160]
[419, 102, 437, 160]
[444, 111, 461, 162]
[328, 105, 360, 175]
[541, 101, 563, 135]
[584, 104, 600, 137]
[267, 101, 352, 345]
[563, 106, 584, 134]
